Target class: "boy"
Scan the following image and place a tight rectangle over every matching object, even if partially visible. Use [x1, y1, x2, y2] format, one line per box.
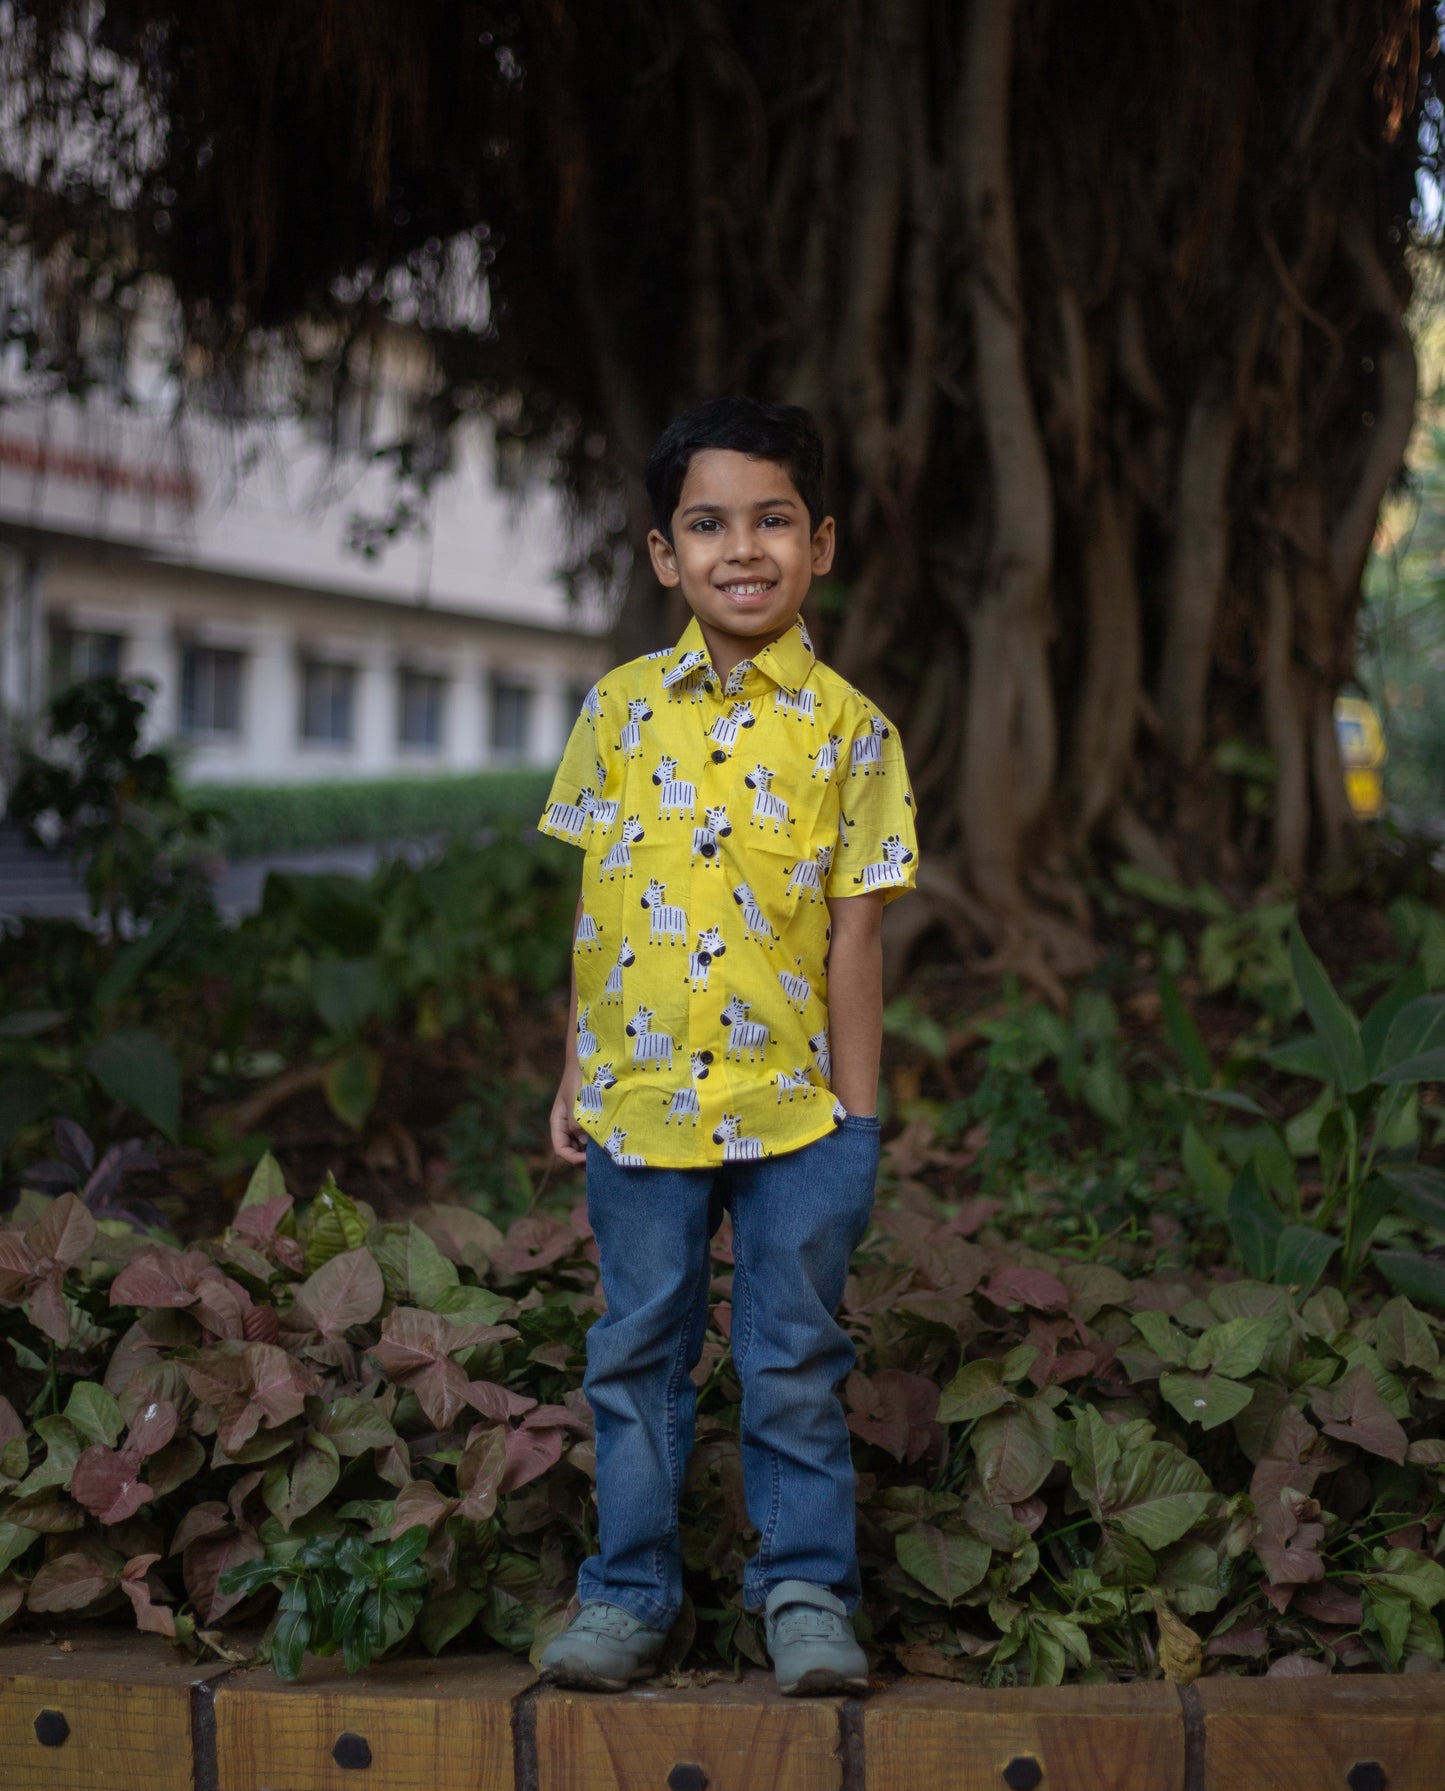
[536, 397, 917, 1696]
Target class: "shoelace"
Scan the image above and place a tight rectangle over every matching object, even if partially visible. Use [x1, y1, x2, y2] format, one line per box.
[571, 1602, 646, 1639]
[769, 1603, 848, 1648]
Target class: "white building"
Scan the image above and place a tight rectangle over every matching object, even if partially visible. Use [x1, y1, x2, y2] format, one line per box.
[0, 314, 606, 783]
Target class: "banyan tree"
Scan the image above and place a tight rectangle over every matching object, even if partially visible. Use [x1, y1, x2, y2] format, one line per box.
[2, 1, 1436, 987]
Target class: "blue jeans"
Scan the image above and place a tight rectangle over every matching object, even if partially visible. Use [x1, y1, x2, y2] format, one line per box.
[578, 1116, 881, 1630]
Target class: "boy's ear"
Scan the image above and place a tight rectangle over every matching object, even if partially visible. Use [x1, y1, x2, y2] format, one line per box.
[648, 528, 681, 587]
[811, 516, 837, 577]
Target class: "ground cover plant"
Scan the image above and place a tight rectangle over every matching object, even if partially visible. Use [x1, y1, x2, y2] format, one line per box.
[1, 883, 1443, 1685]
[4, 681, 1445, 1682]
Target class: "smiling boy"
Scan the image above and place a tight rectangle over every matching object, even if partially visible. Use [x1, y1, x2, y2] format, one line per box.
[537, 397, 917, 1695]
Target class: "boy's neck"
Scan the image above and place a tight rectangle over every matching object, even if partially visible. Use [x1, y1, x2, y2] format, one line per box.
[693, 616, 793, 683]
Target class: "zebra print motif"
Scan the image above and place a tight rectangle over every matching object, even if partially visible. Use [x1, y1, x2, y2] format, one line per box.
[539, 615, 916, 1164]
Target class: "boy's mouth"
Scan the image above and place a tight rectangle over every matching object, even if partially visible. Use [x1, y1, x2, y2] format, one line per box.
[717, 580, 776, 597]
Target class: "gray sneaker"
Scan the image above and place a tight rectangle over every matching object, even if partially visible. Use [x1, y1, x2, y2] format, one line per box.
[763, 1580, 869, 1696]
[538, 1601, 671, 1692]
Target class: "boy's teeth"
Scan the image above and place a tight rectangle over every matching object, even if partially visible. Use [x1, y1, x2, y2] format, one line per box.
[726, 582, 772, 593]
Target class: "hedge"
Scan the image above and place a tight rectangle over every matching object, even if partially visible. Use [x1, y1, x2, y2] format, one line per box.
[193, 772, 555, 859]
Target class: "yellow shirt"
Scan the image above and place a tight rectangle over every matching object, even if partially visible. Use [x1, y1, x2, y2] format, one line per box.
[538, 615, 918, 1168]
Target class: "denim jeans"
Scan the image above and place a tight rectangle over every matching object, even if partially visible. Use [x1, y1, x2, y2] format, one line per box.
[577, 1115, 881, 1631]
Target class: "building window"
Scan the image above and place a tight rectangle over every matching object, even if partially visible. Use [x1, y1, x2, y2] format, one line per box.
[50, 625, 123, 691]
[300, 658, 356, 746]
[398, 668, 445, 752]
[179, 644, 243, 736]
[490, 676, 533, 759]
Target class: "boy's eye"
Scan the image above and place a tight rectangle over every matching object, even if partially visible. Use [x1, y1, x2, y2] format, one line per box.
[759, 514, 791, 529]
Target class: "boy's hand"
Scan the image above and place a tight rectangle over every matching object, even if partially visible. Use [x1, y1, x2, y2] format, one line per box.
[550, 1061, 589, 1165]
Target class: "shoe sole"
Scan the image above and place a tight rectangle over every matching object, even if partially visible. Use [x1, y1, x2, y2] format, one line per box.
[539, 1659, 659, 1694]
[777, 1667, 869, 1697]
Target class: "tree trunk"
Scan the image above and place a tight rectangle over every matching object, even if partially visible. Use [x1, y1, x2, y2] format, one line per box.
[12, 0, 1426, 982]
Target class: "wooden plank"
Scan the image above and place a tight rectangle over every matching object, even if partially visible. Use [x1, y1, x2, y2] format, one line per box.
[214, 1652, 533, 1791]
[534, 1672, 844, 1791]
[0, 1630, 224, 1791]
[863, 1679, 1186, 1791]
[1196, 1674, 1445, 1791]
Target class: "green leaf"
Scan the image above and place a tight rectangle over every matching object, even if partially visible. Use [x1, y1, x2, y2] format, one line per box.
[431, 1285, 516, 1324]
[1067, 1405, 1120, 1511]
[217, 1555, 286, 1600]
[0, 1522, 40, 1573]
[271, 1582, 313, 1680]
[86, 1028, 182, 1141]
[1374, 1250, 1445, 1312]
[1374, 1048, 1445, 1087]
[305, 1174, 368, 1272]
[1374, 1297, 1440, 1374]
[1080, 1059, 1132, 1132]
[63, 1382, 124, 1449]
[1362, 967, 1428, 1078]
[1131, 1310, 1189, 1367]
[324, 1045, 381, 1130]
[311, 956, 389, 1038]
[314, 1397, 398, 1458]
[937, 1358, 1013, 1423]
[971, 1401, 1057, 1505]
[20, 1417, 82, 1494]
[1376, 1164, 1445, 1232]
[1158, 1371, 1254, 1431]
[1264, 1034, 1335, 1081]
[273, 1434, 341, 1531]
[896, 1524, 992, 1606]
[1159, 968, 1212, 1089]
[1289, 924, 1367, 1092]
[1364, 1584, 1412, 1669]
[1270, 1225, 1341, 1296]
[1181, 1123, 1231, 1217]
[1227, 1162, 1282, 1281]
[417, 1586, 485, 1655]
[1105, 1442, 1214, 1550]
[92, 901, 189, 1012]
[1377, 996, 1445, 1080]
[385, 1525, 431, 1574]
[1193, 1088, 1271, 1119]
[241, 1152, 288, 1211]
[1344, 1179, 1400, 1278]
[403, 1224, 460, 1309]
[1186, 1317, 1276, 1379]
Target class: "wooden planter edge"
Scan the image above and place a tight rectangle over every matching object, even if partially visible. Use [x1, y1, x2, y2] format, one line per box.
[4, 1628, 1445, 1791]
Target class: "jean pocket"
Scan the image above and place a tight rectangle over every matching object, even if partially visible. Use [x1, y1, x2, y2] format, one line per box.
[838, 1112, 880, 1131]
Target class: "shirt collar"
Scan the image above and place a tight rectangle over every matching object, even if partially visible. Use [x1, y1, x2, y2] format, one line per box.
[662, 615, 816, 696]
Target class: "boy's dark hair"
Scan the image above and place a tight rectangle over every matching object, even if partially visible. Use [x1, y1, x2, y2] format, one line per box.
[645, 396, 826, 539]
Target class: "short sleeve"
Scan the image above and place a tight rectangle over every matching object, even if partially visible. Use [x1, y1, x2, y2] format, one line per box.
[537, 690, 604, 848]
[826, 706, 918, 903]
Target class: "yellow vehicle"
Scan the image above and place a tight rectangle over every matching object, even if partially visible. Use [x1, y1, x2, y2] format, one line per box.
[1333, 695, 1388, 820]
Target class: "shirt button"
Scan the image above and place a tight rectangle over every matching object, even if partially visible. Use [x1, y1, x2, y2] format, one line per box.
[710, 748, 727, 764]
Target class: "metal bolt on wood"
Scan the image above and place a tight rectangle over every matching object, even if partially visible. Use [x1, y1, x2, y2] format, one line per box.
[333, 1730, 373, 1769]
[33, 1708, 69, 1747]
[667, 1765, 709, 1791]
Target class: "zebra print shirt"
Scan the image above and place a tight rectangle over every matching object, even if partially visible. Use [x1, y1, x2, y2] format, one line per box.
[539, 614, 917, 1167]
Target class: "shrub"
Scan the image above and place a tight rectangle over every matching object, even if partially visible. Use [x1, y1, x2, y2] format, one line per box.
[198, 772, 554, 859]
[3, 1154, 1445, 1683]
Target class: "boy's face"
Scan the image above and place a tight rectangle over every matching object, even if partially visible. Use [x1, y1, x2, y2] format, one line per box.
[647, 449, 835, 673]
